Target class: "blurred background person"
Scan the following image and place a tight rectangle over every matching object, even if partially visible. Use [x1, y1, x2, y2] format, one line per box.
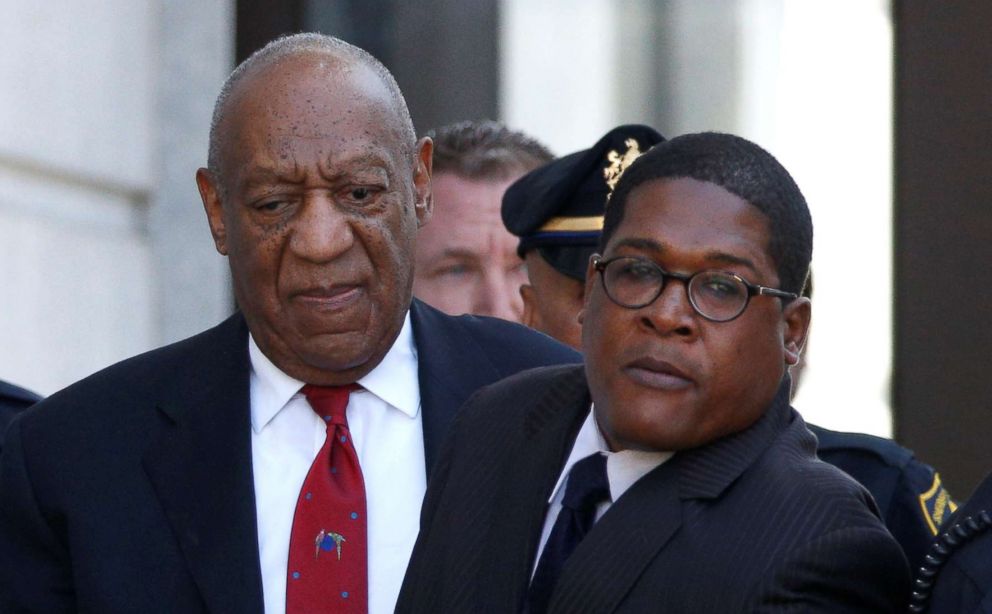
[412, 120, 552, 321]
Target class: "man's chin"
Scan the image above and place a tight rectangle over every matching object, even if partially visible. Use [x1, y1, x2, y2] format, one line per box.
[295, 334, 377, 370]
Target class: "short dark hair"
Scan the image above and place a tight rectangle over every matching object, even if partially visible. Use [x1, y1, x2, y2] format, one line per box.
[601, 132, 812, 295]
[428, 120, 553, 181]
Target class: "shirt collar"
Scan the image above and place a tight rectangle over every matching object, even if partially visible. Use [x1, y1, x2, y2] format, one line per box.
[547, 404, 673, 504]
[249, 311, 420, 433]
[355, 311, 420, 418]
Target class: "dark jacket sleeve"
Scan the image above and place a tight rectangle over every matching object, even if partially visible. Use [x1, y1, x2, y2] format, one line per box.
[748, 525, 911, 613]
[812, 425, 955, 572]
[0, 418, 76, 613]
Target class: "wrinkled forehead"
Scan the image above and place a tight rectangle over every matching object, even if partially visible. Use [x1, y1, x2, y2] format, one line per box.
[216, 53, 409, 171]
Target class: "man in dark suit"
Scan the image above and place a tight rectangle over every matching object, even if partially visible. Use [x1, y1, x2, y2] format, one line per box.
[0, 34, 577, 614]
[501, 123, 955, 572]
[0, 379, 40, 454]
[399, 132, 910, 612]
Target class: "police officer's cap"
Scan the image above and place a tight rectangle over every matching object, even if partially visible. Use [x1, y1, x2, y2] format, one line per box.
[502, 124, 665, 281]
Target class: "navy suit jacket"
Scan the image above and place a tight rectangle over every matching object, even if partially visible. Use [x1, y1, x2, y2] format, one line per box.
[0, 301, 579, 613]
[398, 364, 911, 613]
[0, 380, 41, 455]
[812, 424, 955, 572]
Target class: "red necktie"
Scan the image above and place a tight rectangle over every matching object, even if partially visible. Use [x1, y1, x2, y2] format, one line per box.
[286, 384, 367, 613]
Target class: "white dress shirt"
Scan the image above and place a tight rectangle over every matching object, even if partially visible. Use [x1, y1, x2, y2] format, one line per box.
[250, 312, 425, 614]
[532, 405, 673, 575]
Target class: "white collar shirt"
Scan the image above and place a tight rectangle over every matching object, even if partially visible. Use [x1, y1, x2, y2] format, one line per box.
[533, 404, 673, 576]
[250, 312, 424, 614]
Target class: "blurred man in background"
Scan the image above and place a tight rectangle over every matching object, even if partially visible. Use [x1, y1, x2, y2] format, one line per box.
[412, 120, 553, 321]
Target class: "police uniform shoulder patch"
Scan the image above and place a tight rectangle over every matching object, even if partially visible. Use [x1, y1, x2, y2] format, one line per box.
[919, 473, 958, 535]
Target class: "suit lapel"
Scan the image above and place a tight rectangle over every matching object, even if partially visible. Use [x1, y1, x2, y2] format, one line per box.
[550, 378, 795, 613]
[673, 379, 793, 500]
[478, 366, 592, 612]
[142, 314, 264, 614]
[410, 300, 504, 473]
[551, 464, 682, 614]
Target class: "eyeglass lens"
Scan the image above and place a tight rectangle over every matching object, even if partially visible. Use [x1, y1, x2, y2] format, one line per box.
[601, 257, 748, 321]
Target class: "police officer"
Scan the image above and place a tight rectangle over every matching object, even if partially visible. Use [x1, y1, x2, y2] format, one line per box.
[910, 472, 992, 612]
[502, 124, 954, 573]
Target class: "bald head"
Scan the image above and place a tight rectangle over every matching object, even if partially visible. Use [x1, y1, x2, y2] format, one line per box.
[207, 33, 417, 184]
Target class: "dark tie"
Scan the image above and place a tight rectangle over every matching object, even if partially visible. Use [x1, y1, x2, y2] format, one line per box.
[286, 384, 367, 613]
[526, 452, 611, 614]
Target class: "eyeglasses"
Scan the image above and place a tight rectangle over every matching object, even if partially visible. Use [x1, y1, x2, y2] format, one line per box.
[592, 255, 798, 322]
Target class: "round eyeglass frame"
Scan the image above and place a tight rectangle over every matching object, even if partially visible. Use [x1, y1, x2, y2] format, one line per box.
[592, 255, 798, 322]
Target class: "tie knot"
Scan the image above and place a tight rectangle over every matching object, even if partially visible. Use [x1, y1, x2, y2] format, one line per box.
[301, 384, 360, 426]
[562, 453, 610, 512]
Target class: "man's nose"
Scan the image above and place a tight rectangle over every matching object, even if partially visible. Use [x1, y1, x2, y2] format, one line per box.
[474, 272, 523, 323]
[639, 278, 698, 338]
[289, 193, 354, 262]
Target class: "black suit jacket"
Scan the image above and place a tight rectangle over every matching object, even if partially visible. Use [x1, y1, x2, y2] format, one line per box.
[812, 424, 954, 572]
[398, 365, 911, 613]
[0, 301, 579, 613]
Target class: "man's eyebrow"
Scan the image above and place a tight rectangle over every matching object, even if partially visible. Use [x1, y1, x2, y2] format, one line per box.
[612, 237, 664, 253]
[241, 165, 305, 189]
[437, 248, 482, 262]
[702, 250, 759, 274]
[320, 151, 394, 173]
[612, 237, 760, 274]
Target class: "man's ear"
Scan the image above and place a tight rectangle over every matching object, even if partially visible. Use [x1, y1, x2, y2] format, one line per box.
[520, 284, 540, 330]
[413, 137, 433, 228]
[197, 168, 228, 255]
[782, 296, 812, 366]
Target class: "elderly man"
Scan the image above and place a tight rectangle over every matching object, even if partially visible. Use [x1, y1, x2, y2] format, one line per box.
[412, 120, 552, 321]
[503, 123, 954, 573]
[398, 132, 910, 612]
[0, 34, 577, 614]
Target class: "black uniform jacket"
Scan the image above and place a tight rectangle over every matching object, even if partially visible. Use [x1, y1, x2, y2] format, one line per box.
[914, 470, 992, 613]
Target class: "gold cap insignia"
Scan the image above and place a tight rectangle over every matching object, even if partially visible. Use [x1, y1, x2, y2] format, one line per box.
[603, 138, 646, 198]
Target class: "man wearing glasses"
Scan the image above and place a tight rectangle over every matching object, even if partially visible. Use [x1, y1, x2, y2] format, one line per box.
[503, 124, 953, 574]
[398, 132, 910, 612]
